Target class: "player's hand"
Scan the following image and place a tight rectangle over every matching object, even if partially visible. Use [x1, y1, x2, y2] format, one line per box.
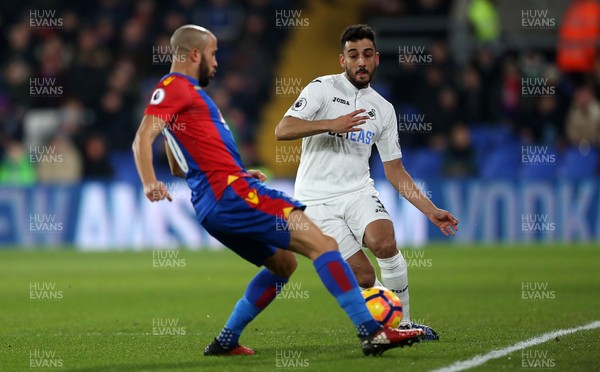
[144, 181, 173, 202]
[427, 209, 459, 236]
[248, 169, 267, 182]
[329, 109, 369, 133]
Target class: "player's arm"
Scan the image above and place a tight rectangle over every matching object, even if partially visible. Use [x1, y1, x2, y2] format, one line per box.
[165, 141, 184, 178]
[275, 79, 369, 140]
[383, 158, 458, 236]
[275, 111, 369, 141]
[132, 114, 172, 202]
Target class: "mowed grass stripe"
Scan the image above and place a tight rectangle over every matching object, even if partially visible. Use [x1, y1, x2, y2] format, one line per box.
[0, 245, 598, 371]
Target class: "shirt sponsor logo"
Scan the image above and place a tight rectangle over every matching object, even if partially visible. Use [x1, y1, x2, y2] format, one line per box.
[332, 97, 350, 105]
[327, 129, 374, 145]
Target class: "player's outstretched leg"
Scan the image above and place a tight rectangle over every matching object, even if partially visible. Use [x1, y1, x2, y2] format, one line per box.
[286, 210, 424, 355]
[204, 249, 297, 356]
[345, 250, 384, 290]
[364, 219, 439, 341]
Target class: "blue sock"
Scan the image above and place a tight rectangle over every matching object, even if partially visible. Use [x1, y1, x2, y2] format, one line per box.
[313, 251, 381, 337]
[216, 268, 288, 348]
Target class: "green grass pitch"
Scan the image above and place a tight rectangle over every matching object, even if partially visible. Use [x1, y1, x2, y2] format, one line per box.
[1, 244, 599, 371]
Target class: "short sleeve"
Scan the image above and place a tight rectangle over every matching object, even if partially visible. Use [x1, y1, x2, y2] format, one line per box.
[144, 76, 192, 119]
[283, 79, 326, 120]
[377, 105, 402, 162]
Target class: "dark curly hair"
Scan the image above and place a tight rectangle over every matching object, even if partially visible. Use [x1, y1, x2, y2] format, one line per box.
[340, 24, 376, 51]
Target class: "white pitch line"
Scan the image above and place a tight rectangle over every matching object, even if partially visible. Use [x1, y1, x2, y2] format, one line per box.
[433, 320, 600, 372]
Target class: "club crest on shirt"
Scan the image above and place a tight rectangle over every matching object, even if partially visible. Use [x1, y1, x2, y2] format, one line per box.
[367, 108, 376, 119]
[291, 98, 307, 111]
[150, 88, 165, 105]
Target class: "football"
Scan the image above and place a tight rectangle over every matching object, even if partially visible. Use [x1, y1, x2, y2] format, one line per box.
[362, 286, 403, 328]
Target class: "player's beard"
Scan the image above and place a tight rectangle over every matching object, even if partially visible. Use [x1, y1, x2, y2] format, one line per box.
[345, 65, 375, 89]
[198, 57, 212, 87]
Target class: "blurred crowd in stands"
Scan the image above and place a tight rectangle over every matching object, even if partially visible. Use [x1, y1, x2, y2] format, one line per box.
[0, 0, 291, 184]
[366, 0, 600, 179]
[1, 0, 599, 185]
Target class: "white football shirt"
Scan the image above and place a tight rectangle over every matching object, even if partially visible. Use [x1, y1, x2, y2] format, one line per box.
[284, 73, 401, 205]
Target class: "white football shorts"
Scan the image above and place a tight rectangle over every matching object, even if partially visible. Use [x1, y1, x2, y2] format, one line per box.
[304, 187, 392, 260]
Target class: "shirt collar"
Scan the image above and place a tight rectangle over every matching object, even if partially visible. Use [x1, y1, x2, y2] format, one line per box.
[167, 72, 200, 87]
[339, 72, 370, 94]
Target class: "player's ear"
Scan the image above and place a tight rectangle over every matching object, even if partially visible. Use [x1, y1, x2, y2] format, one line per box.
[189, 47, 201, 63]
[375, 51, 380, 67]
[339, 53, 345, 69]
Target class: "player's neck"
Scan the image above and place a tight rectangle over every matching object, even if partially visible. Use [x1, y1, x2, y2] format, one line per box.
[170, 63, 198, 83]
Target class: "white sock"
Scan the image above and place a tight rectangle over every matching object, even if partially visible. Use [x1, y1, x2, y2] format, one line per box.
[377, 252, 411, 324]
[373, 277, 383, 287]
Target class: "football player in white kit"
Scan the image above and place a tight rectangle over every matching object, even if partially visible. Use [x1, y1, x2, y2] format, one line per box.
[275, 24, 459, 340]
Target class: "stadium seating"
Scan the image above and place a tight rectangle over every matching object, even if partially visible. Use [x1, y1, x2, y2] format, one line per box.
[469, 124, 516, 168]
[519, 145, 559, 180]
[402, 149, 442, 179]
[520, 161, 558, 180]
[557, 147, 599, 179]
[479, 144, 521, 180]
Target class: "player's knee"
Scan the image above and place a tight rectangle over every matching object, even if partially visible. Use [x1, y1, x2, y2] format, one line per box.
[271, 254, 297, 278]
[320, 234, 338, 253]
[306, 234, 338, 261]
[356, 268, 376, 289]
[278, 259, 297, 278]
[369, 236, 398, 258]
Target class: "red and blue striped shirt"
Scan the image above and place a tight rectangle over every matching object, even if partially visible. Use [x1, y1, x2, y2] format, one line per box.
[144, 72, 250, 221]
